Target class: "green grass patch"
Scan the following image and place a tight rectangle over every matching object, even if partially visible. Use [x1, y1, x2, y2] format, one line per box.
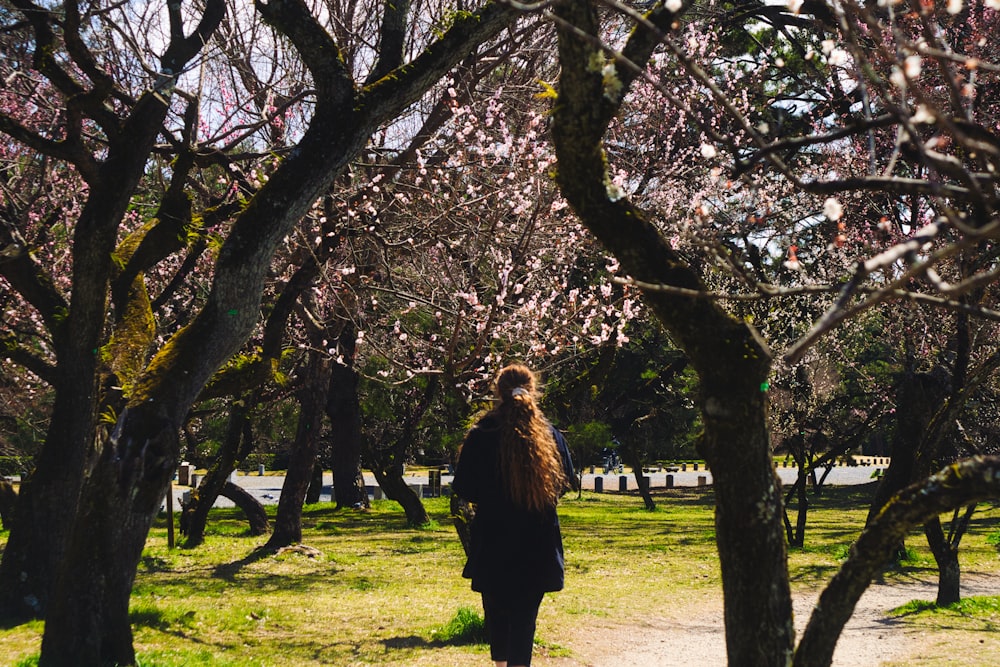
[432, 606, 487, 644]
[2, 488, 1000, 665]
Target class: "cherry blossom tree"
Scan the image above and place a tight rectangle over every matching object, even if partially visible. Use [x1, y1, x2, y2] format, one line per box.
[0, 0, 525, 663]
[546, 0, 1000, 663]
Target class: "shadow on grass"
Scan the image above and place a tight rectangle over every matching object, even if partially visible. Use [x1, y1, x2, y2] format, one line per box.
[382, 633, 488, 651]
[211, 546, 275, 581]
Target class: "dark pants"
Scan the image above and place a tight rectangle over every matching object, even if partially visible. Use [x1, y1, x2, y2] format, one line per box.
[481, 590, 545, 665]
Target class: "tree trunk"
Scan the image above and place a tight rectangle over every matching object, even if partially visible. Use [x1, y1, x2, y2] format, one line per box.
[40, 405, 178, 666]
[619, 443, 655, 510]
[550, 2, 793, 660]
[0, 479, 16, 530]
[924, 517, 960, 606]
[265, 355, 332, 549]
[327, 325, 369, 509]
[783, 470, 809, 549]
[794, 457, 1000, 667]
[219, 481, 270, 536]
[0, 359, 104, 621]
[372, 466, 430, 525]
[306, 463, 324, 504]
[30, 3, 520, 660]
[183, 397, 255, 547]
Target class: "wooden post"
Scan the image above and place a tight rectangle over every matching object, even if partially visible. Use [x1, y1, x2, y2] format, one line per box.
[166, 483, 175, 549]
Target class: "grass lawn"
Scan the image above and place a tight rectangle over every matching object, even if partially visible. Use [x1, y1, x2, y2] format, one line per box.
[1, 483, 1000, 666]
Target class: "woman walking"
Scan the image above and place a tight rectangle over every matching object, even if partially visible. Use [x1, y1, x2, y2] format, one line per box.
[453, 363, 574, 667]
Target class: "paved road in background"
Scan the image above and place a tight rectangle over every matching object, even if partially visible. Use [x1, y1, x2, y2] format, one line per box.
[165, 463, 886, 510]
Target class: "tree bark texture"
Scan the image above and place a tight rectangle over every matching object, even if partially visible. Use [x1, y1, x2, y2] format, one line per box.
[0, 0, 226, 623]
[793, 456, 1000, 667]
[327, 326, 369, 509]
[182, 397, 256, 547]
[266, 354, 332, 549]
[551, 1, 793, 662]
[33, 3, 520, 662]
[219, 481, 270, 537]
[924, 517, 961, 606]
[40, 405, 178, 666]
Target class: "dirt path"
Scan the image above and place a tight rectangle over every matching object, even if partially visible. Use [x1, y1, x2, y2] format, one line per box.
[556, 573, 1000, 667]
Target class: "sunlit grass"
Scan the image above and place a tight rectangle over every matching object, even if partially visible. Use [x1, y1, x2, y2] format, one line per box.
[1, 487, 1000, 665]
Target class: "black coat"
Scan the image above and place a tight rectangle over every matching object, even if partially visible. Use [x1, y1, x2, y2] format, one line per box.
[452, 416, 574, 594]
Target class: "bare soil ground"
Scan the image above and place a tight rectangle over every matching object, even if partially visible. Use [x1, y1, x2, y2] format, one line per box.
[550, 573, 1000, 667]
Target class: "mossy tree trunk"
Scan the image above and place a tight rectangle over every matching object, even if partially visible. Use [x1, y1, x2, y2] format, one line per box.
[34, 3, 520, 663]
[551, 1, 792, 662]
[0, 2, 225, 620]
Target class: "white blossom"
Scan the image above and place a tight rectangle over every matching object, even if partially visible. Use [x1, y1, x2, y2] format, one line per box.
[823, 197, 844, 221]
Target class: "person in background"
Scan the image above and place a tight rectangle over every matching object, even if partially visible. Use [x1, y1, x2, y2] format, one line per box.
[452, 363, 574, 667]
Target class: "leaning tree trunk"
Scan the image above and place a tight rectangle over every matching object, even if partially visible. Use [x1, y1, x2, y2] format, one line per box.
[219, 481, 270, 536]
[794, 457, 1000, 667]
[550, 2, 794, 662]
[183, 396, 256, 547]
[366, 375, 438, 525]
[371, 465, 430, 525]
[619, 443, 655, 511]
[306, 463, 324, 504]
[265, 354, 332, 549]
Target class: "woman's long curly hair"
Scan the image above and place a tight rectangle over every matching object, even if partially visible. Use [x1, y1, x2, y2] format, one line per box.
[490, 364, 566, 512]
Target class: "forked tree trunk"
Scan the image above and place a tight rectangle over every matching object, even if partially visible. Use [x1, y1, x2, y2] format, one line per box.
[183, 397, 255, 547]
[925, 517, 961, 606]
[30, 4, 522, 661]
